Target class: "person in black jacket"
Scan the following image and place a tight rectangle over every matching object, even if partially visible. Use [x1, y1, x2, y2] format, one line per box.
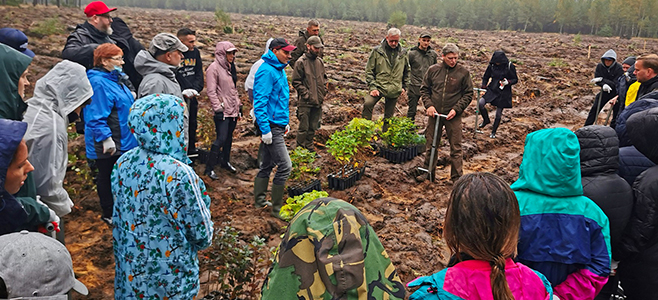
[634, 54, 658, 100]
[478, 51, 518, 138]
[110, 17, 144, 91]
[616, 106, 658, 300]
[62, 1, 116, 70]
[175, 28, 204, 156]
[585, 49, 624, 126]
[575, 125, 633, 300]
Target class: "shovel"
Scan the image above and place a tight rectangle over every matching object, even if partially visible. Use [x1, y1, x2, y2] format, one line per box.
[473, 88, 487, 137]
[417, 113, 448, 182]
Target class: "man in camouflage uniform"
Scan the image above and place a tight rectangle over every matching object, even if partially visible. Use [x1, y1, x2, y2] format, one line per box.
[262, 198, 406, 299]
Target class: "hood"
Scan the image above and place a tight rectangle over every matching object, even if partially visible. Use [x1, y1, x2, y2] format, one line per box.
[0, 119, 27, 192]
[627, 107, 658, 164]
[262, 197, 406, 299]
[134, 49, 177, 80]
[214, 41, 236, 71]
[575, 125, 620, 176]
[128, 94, 190, 163]
[26, 60, 93, 118]
[110, 17, 134, 43]
[261, 49, 288, 70]
[511, 128, 583, 197]
[263, 38, 273, 55]
[0, 44, 32, 121]
[490, 50, 509, 65]
[601, 49, 617, 65]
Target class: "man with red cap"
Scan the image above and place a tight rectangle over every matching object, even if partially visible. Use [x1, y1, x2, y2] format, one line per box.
[62, 1, 116, 70]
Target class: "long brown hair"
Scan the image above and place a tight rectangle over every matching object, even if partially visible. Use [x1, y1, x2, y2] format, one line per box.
[443, 172, 520, 300]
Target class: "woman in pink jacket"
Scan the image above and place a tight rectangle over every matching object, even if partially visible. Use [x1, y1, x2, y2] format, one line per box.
[205, 41, 240, 179]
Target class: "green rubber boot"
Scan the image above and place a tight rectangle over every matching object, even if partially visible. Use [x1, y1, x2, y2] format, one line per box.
[270, 184, 286, 220]
[254, 177, 271, 208]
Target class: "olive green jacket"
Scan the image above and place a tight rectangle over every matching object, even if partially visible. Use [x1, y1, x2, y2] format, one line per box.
[365, 40, 410, 99]
[420, 61, 473, 115]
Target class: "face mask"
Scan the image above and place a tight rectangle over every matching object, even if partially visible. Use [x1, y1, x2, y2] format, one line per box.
[114, 65, 123, 73]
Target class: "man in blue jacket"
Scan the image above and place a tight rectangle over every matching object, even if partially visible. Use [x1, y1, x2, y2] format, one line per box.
[253, 38, 295, 219]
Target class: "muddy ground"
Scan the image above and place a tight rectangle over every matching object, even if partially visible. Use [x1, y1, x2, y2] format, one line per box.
[2, 4, 658, 299]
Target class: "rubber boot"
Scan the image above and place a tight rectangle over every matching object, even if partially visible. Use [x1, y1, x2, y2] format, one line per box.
[205, 145, 221, 180]
[270, 184, 286, 220]
[254, 177, 271, 208]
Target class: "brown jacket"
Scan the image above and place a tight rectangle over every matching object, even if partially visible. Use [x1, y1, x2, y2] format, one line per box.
[420, 61, 473, 115]
[292, 52, 327, 107]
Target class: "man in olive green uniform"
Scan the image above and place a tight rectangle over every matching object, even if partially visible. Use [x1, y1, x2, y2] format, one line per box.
[292, 36, 326, 151]
[420, 43, 473, 182]
[362, 28, 410, 126]
[407, 32, 438, 122]
[290, 19, 321, 68]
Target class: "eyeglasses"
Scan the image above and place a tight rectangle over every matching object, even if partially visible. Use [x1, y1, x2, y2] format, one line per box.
[110, 56, 124, 61]
[96, 14, 112, 19]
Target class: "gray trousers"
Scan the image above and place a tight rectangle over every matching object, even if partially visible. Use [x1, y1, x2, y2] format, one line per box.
[257, 125, 292, 186]
[296, 106, 322, 150]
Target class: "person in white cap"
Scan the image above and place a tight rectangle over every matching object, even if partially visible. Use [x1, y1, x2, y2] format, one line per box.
[0, 230, 88, 299]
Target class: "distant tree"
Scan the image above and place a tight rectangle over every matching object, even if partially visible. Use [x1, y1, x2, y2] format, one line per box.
[388, 10, 407, 28]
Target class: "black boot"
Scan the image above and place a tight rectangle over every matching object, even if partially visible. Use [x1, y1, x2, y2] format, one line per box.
[205, 145, 221, 180]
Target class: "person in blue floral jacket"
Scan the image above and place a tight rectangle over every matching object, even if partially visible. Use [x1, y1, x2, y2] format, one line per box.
[111, 94, 214, 299]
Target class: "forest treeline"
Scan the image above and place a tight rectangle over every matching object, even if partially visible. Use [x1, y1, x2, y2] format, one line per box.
[13, 0, 658, 38]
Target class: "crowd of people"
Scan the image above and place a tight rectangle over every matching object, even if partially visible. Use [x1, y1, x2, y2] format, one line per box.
[0, 0, 657, 299]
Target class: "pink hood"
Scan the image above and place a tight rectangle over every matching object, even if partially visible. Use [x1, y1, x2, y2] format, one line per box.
[206, 41, 240, 117]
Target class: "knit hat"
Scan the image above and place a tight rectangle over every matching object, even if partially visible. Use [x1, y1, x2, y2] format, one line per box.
[622, 56, 637, 66]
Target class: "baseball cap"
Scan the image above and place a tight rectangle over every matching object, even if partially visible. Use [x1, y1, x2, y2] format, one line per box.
[148, 33, 189, 55]
[0, 28, 35, 58]
[269, 38, 296, 52]
[0, 231, 88, 298]
[84, 1, 116, 18]
[306, 36, 323, 48]
[419, 31, 432, 38]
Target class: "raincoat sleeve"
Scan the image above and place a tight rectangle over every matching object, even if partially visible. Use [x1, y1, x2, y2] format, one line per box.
[291, 60, 309, 102]
[365, 49, 378, 92]
[15, 196, 51, 227]
[481, 65, 492, 89]
[205, 64, 223, 113]
[402, 55, 410, 90]
[86, 84, 115, 143]
[552, 220, 610, 300]
[453, 72, 474, 114]
[253, 67, 273, 135]
[420, 67, 433, 109]
[172, 167, 213, 251]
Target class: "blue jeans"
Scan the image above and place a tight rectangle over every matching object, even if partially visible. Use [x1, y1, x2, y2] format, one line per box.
[257, 125, 291, 185]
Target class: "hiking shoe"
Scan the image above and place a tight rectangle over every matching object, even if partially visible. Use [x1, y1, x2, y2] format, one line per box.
[205, 170, 219, 180]
[490, 133, 496, 139]
[479, 120, 490, 128]
[101, 217, 113, 227]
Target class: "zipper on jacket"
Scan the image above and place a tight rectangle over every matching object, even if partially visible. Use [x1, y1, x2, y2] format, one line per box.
[441, 67, 449, 113]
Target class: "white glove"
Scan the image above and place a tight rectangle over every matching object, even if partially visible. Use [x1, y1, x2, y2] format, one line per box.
[249, 108, 255, 119]
[182, 89, 199, 98]
[553, 295, 560, 300]
[48, 208, 60, 224]
[284, 124, 290, 137]
[590, 77, 603, 83]
[499, 78, 509, 90]
[262, 132, 273, 145]
[624, 72, 631, 81]
[102, 138, 117, 155]
[131, 91, 137, 99]
[602, 84, 612, 93]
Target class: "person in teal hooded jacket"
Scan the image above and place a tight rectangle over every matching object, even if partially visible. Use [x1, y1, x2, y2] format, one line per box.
[111, 94, 213, 299]
[512, 128, 611, 300]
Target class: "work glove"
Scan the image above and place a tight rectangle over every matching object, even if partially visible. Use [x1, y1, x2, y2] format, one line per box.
[102, 138, 117, 155]
[182, 89, 199, 98]
[131, 91, 137, 99]
[624, 72, 631, 82]
[499, 78, 509, 90]
[602, 84, 612, 93]
[590, 77, 603, 83]
[262, 132, 273, 145]
[284, 124, 290, 137]
[553, 295, 560, 300]
[249, 108, 255, 119]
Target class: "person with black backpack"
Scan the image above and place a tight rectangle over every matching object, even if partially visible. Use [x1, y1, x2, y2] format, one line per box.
[478, 50, 518, 139]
